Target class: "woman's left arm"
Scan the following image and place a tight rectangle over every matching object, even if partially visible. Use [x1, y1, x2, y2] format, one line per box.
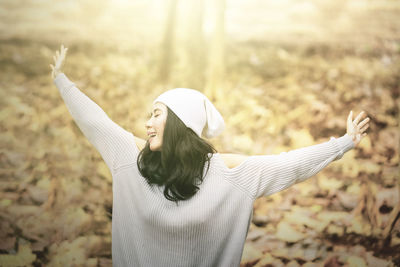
[222, 111, 370, 199]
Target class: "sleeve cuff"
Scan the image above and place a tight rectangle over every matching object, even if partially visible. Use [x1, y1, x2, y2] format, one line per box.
[53, 73, 76, 91]
[330, 133, 355, 160]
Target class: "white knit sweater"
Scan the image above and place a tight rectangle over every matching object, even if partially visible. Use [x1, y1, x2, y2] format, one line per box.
[54, 73, 355, 267]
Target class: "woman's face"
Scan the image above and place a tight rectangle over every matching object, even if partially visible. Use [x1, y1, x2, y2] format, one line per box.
[145, 102, 167, 151]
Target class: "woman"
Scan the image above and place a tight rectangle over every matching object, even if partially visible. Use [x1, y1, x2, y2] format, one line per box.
[50, 44, 370, 267]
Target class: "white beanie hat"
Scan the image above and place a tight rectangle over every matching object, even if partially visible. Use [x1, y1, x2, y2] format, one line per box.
[153, 88, 225, 138]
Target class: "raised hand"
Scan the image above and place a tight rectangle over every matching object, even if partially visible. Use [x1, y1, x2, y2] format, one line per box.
[50, 44, 68, 79]
[347, 110, 370, 146]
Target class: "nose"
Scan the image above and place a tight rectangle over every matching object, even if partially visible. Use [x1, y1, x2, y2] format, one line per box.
[145, 117, 152, 129]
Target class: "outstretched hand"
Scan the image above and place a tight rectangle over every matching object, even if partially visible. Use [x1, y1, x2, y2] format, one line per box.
[50, 44, 68, 79]
[347, 110, 370, 147]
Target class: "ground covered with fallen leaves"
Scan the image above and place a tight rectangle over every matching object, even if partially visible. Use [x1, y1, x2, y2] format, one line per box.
[0, 0, 399, 266]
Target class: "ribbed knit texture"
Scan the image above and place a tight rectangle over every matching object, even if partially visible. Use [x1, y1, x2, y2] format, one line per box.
[54, 73, 355, 267]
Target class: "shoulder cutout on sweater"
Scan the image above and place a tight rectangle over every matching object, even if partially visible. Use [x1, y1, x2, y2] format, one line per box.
[219, 153, 249, 169]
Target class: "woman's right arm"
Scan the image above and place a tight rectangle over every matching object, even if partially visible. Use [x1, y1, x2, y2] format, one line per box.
[51, 45, 141, 172]
[222, 134, 355, 200]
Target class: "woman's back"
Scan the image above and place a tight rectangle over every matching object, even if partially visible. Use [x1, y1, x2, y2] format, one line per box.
[112, 136, 255, 266]
[53, 71, 356, 267]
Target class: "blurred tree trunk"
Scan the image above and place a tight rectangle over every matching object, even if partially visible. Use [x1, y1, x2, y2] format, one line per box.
[159, 0, 178, 83]
[183, 0, 205, 90]
[205, 0, 225, 101]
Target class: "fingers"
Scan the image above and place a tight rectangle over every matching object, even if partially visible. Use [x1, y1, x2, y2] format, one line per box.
[359, 124, 369, 133]
[58, 46, 68, 63]
[52, 44, 68, 76]
[353, 111, 366, 125]
[347, 110, 353, 125]
[54, 44, 68, 58]
[54, 53, 59, 64]
[60, 44, 68, 54]
[358, 117, 370, 128]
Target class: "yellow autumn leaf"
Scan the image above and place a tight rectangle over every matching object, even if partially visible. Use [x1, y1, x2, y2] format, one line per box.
[310, 204, 323, 213]
[358, 135, 372, 153]
[270, 247, 289, 258]
[360, 160, 382, 175]
[391, 234, 400, 246]
[284, 210, 323, 231]
[1, 199, 12, 207]
[48, 236, 101, 267]
[276, 221, 306, 242]
[253, 253, 276, 266]
[316, 211, 349, 225]
[347, 255, 367, 267]
[241, 243, 263, 263]
[346, 181, 361, 194]
[296, 181, 319, 196]
[330, 150, 360, 178]
[233, 134, 254, 153]
[0, 243, 36, 267]
[286, 260, 301, 267]
[318, 175, 343, 192]
[326, 224, 344, 236]
[346, 215, 372, 236]
[288, 128, 315, 148]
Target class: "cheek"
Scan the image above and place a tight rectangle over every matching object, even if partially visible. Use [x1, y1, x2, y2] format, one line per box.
[159, 118, 167, 131]
[153, 121, 164, 135]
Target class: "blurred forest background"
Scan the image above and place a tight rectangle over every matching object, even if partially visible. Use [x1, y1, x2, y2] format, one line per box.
[0, 0, 399, 266]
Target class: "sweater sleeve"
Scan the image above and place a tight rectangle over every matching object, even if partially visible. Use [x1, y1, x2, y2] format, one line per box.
[223, 134, 355, 200]
[53, 73, 139, 171]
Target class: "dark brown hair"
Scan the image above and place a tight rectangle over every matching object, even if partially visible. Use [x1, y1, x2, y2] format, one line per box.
[137, 106, 217, 204]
